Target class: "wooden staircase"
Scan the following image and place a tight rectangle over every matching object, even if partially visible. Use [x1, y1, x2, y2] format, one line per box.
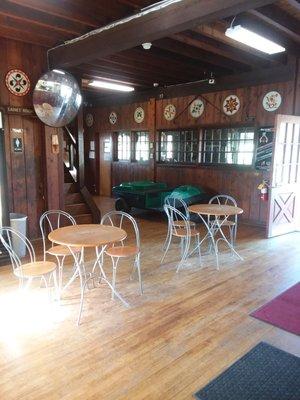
[64, 169, 94, 224]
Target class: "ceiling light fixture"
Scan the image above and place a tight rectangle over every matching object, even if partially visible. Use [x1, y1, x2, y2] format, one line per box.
[225, 25, 285, 54]
[142, 42, 152, 50]
[88, 80, 135, 92]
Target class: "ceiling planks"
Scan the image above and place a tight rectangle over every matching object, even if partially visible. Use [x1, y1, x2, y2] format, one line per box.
[48, 0, 278, 68]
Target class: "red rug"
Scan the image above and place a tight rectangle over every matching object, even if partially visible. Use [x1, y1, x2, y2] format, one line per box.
[251, 282, 300, 336]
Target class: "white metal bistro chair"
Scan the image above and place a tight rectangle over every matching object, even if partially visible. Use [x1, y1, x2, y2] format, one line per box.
[161, 204, 202, 272]
[101, 211, 143, 298]
[39, 210, 81, 292]
[163, 196, 196, 250]
[208, 195, 238, 246]
[0, 227, 58, 295]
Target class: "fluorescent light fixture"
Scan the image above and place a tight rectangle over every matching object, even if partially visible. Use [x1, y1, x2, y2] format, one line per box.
[53, 69, 66, 75]
[88, 80, 135, 92]
[225, 25, 285, 55]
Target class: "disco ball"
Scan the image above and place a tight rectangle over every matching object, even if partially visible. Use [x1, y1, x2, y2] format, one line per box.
[33, 70, 82, 127]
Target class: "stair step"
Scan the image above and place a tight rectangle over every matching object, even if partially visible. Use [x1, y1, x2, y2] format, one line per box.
[74, 214, 93, 224]
[65, 192, 83, 205]
[65, 203, 89, 215]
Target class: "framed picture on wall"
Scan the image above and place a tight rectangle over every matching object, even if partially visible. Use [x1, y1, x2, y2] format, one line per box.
[255, 126, 274, 171]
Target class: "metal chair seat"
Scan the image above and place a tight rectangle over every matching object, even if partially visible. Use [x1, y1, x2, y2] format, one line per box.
[106, 245, 139, 258]
[46, 245, 81, 257]
[172, 228, 200, 237]
[14, 261, 57, 278]
[172, 220, 196, 228]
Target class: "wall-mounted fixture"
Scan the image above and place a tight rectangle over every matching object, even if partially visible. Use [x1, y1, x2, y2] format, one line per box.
[51, 134, 59, 154]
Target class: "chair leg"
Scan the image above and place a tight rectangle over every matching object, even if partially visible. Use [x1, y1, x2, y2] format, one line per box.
[161, 232, 172, 264]
[176, 236, 190, 273]
[111, 257, 120, 300]
[196, 234, 202, 267]
[135, 253, 143, 295]
[162, 226, 171, 251]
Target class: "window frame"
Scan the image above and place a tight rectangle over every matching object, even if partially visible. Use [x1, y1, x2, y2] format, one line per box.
[199, 126, 256, 168]
[157, 128, 200, 165]
[114, 130, 150, 164]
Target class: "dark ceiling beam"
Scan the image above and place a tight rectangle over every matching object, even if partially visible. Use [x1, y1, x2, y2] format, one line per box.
[0, 0, 88, 36]
[194, 21, 283, 64]
[238, 13, 300, 54]
[90, 61, 295, 106]
[153, 37, 247, 73]
[248, 5, 300, 43]
[48, 0, 277, 68]
[171, 31, 271, 68]
[0, 24, 52, 47]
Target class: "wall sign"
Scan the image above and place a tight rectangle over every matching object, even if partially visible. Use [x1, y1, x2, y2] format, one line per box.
[13, 137, 23, 153]
[255, 127, 274, 171]
[164, 104, 176, 121]
[109, 111, 117, 125]
[262, 91, 282, 112]
[134, 107, 145, 123]
[189, 99, 204, 118]
[5, 106, 35, 116]
[223, 95, 240, 116]
[5, 69, 30, 96]
[85, 113, 94, 127]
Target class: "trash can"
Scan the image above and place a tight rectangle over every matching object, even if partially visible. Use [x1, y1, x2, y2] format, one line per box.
[9, 213, 27, 258]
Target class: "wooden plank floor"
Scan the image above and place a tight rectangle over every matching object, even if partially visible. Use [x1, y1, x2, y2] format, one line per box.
[0, 196, 299, 400]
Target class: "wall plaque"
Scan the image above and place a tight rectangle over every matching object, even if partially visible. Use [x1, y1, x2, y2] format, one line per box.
[13, 137, 23, 153]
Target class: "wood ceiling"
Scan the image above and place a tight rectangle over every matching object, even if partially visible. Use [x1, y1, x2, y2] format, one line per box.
[0, 0, 299, 99]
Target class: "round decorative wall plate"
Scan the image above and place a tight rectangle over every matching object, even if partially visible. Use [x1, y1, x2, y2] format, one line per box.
[85, 113, 94, 127]
[189, 99, 204, 118]
[262, 91, 282, 112]
[164, 104, 176, 121]
[109, 111, 117, 125]
[134, 107, 145, 123]
[5, 69, 30, 96]
[223, 95, 240, 116]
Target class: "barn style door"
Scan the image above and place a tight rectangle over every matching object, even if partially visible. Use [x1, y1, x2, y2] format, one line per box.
[267, 114, 300, 238]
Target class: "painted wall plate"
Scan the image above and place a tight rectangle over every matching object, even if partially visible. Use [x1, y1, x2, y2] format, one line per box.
[164, 104, 176, 121]
[109, 111, 117, 125]
[5, 69, 30, 96]
[85, 113, 94, 127]
[134, 107, 145, 123]
[262, 91, 282, 112]
[223, 95, 240, 116]
[189, 99, 204, 118]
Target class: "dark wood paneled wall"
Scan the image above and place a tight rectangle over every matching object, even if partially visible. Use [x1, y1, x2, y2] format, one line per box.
[89, 79, 297, 225]
[0, 37, 47, 238]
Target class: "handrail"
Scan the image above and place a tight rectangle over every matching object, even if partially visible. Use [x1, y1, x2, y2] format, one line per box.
[80, 186, 101, 223]
[64, 126, 76, 145]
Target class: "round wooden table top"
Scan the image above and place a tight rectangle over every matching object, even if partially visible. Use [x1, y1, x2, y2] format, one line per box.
[48, 224, 127, 248]
[188, 204, 243, 216]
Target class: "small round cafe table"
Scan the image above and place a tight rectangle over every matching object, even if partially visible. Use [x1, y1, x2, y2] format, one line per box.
[48, 224, 128, 324]
[188, 204, 243, 269]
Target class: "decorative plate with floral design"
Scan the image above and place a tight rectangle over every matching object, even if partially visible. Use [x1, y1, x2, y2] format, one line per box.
[134, 107, 145, 123]
[109, 111, 117, 125]
[189, 99, 204, 118]
[5, 69, 30, 96]
[262, 91, 282, 112]
[85, 113, 94, 127]
[164, 104, 176, 121]
[223, 95, 240, 116]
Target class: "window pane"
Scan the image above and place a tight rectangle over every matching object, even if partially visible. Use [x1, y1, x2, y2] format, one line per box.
[135, 131, 149, 162]
[117, 132, 131, 161]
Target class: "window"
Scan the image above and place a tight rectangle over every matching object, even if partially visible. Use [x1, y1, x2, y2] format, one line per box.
[159, 130, 198, 164]
[134, 131, 149, 162]
[117, 132, 131, 161]
[200, 127, 255, 166]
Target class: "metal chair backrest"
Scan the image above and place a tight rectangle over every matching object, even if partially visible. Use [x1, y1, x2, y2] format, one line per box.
[0, 227, 35, 276]
[101, 211, 140, 249]
[39, 210, 76, 257]
[164, 196, 191, 222]
[163, 204, 191, 237]
[208, 195, 238, 224]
